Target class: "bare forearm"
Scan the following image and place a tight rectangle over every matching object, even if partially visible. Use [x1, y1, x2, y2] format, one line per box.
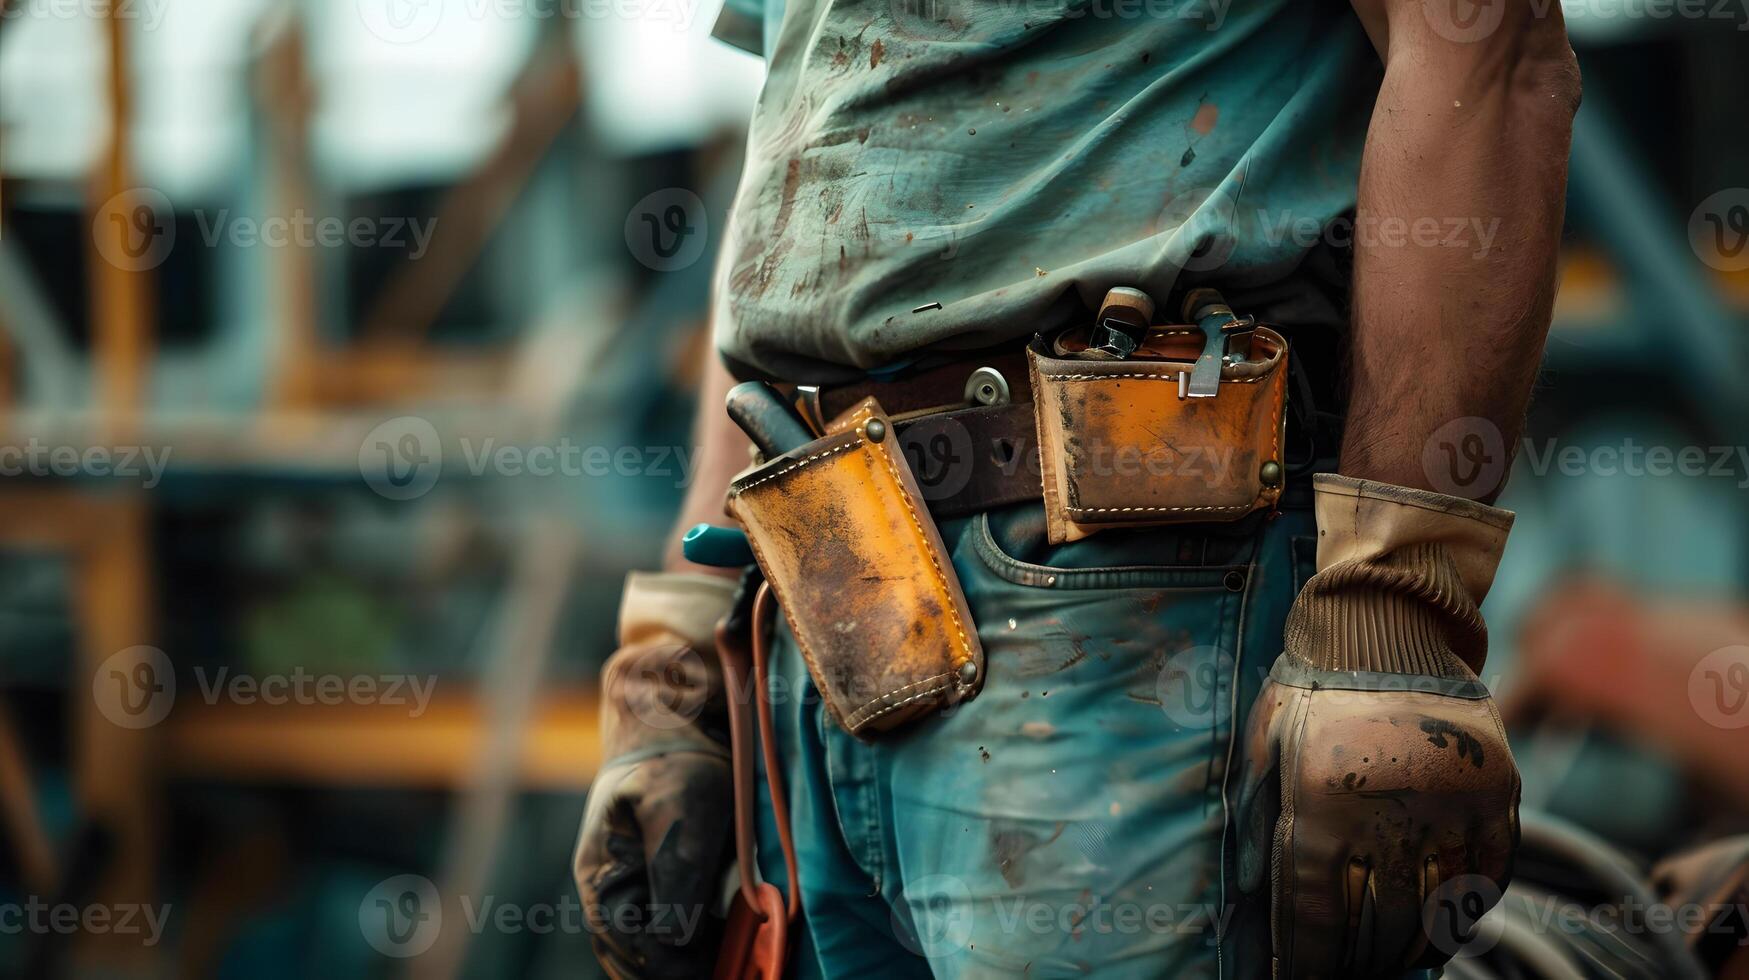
[662, 352, 753, 576]
[1342, 1, 1581, 500]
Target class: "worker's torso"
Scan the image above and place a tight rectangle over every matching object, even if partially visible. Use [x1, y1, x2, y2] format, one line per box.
[714, 0, 1381, 382]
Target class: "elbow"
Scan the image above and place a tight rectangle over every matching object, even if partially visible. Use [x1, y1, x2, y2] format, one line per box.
[1500, 0, 1584, 120]
[1512, 32, 1583, 124]
[1396, 1, 1584, 120]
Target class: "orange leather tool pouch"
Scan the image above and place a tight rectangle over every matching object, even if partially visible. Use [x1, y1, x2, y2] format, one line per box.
[1027, 324, 1290, 544]
[725, 397, 984, 737]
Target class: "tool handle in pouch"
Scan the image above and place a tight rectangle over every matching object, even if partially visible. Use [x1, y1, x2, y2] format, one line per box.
[1027, 319, 1290, 544]
[725, 397, 984, 738]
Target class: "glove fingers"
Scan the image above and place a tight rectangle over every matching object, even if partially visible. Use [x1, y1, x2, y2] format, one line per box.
[640, 758, 734, 933]
[1274, 687, 1518, 978]
[586, 787, 661, 978]
[577, 756, 733, 980]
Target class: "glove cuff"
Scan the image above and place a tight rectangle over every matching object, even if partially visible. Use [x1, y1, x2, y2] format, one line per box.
[602, 572, 739, 756]
[1284, 474, 1514, 677]
[618, 570, 738, 651]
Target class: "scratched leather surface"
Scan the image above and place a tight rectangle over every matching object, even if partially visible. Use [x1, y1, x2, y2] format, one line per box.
[1028, 327, 1289, 544]
[727, 397, 983, 737]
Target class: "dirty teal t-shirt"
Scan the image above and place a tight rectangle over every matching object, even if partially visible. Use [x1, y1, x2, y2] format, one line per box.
[712, 0, 1381, 382]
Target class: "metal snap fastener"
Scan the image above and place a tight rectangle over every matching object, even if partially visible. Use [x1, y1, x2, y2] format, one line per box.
[1259, 460, 1283, 487]
[964, 367, 1010, 407]
[957, 660, 978, 684]
[864, 419, 887, 443]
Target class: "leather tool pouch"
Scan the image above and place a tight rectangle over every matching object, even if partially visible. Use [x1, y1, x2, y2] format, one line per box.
[726, 397, 984, 738]
[1027, 323, 1290, 544]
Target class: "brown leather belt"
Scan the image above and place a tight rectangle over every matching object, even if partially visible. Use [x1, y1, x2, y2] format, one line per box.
[803, 350, 1033, 419]
[775, 350, 1044, 521]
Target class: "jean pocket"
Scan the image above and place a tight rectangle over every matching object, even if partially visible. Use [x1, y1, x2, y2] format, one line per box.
[968, 504, 1257, 592]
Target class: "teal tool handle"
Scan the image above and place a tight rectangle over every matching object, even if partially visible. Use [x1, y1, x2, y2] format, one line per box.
[682, 523, 755, 568]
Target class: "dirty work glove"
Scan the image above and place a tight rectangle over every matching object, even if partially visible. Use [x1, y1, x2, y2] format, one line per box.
[574, 571, 737, 980]
[1239, 474, 1521, 977]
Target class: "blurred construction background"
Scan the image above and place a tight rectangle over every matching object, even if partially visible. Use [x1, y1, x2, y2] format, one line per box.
[0, 1, 1746, 978]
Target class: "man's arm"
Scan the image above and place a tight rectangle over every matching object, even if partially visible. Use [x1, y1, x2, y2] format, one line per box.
[574, 347, 750, 977]
[1237, 12, 1579, 972]
[1343, 0, 1582, 500]
[661, 353, 752, 575]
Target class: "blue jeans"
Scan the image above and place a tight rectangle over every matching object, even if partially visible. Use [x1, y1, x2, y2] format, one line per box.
[754, 499, 1318, 979]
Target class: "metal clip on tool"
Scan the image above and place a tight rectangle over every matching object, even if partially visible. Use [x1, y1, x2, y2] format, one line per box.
[1179, 287, 1253, 400]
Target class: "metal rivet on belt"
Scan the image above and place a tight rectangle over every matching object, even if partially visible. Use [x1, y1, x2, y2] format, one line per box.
[964, 366, 1010, 407]
[1259, 460, 1283, 487]
[957, 661, 978, 683]
[863, 419, 887, 443]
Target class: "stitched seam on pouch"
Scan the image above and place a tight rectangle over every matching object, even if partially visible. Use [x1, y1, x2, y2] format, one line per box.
[734, 528, 855, 730]
[1041, 373, 1266, 383]
[845, 673, 952, 729]
[731, 439, 861, 495]
[1253, 364, 1286, 510]
[863, 408, 974, 670]
[1067, 503, 1254, 515]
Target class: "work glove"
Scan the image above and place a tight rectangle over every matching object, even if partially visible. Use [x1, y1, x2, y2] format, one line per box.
[1238, 474, 1521, 977]
[574, 571, 737, 980]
